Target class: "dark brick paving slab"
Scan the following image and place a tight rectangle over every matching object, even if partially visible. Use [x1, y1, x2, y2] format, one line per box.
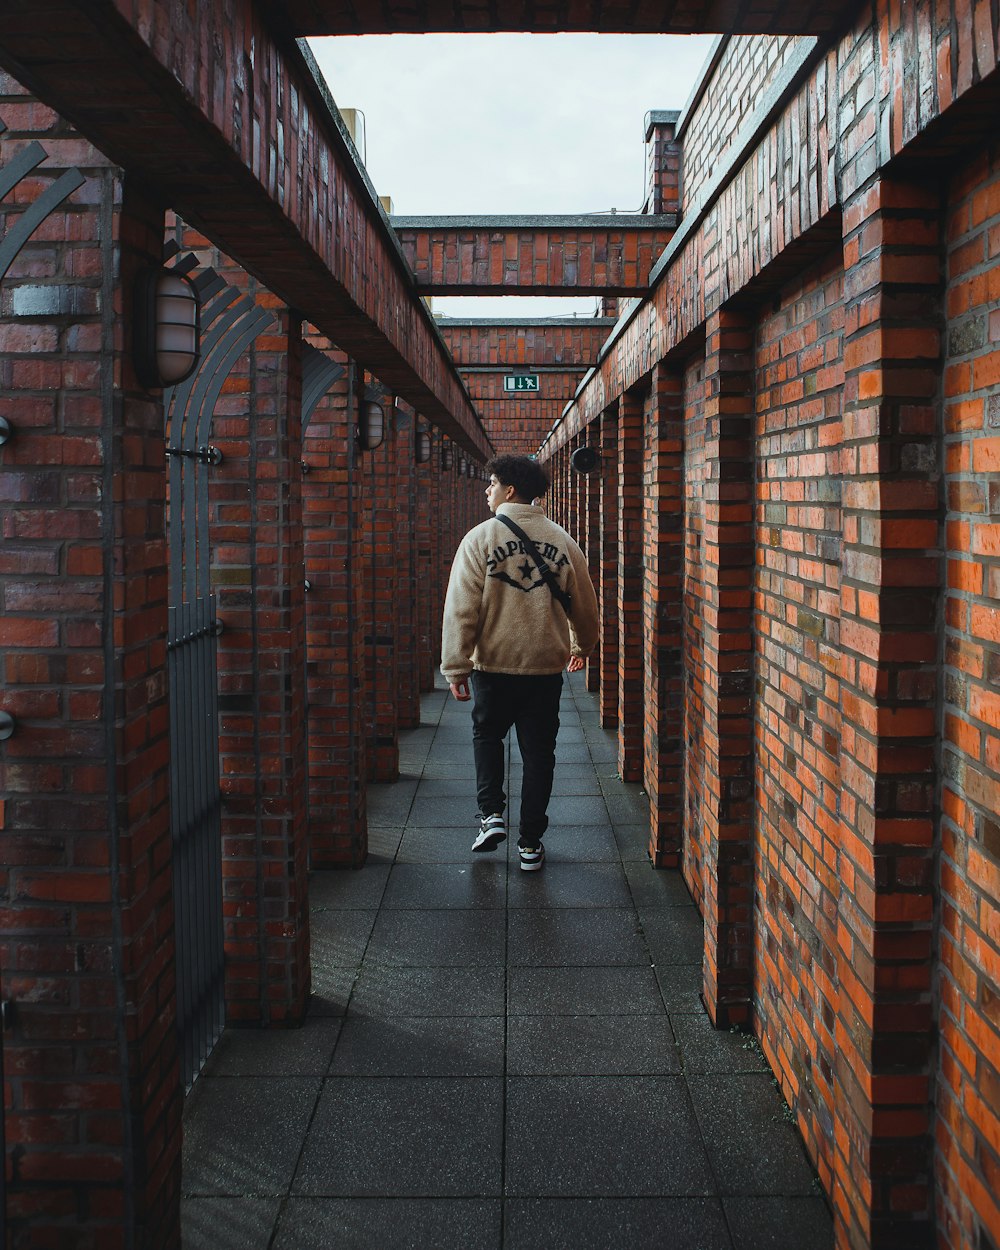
[612, 821, 653, 859]
[181, 1197, 280, 1250]
[724, 1195, 834, 1249]
[309, 865, 390, 910]
[273, 1198, 502, 1249]
[507, 862, 632, 908]
[310, 908, 377, 968]
[640, 906, 705, 964]
[381, 861, 507, 909]
[395, 825, 483, 862]
[350, 964, 505, 1017]
[203, 1017, 341, 1077]
[507, 908, 648, 966]
[505, 1076, 714, 1197]
[330, 1015, 504, 1076]
[507, 966, 665, 1017]
[507, 1015, 680, 1076]
[673, 1014, 771, 1075]
[292, 1077, 503, 1197]
[624, 860, 694, 907]
[655, 962, 707, 1014]
[307, 968, 358, 1016]
[688, 1075, 818, 1196]
[504, 1197, 732, 1250]
[183, 1077, 321, 1195]
[366, 908, 507, 966]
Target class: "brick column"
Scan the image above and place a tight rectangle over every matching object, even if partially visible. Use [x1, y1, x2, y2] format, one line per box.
[414, 419, 435, 690]
[833, 177, 941, 1250]
[217, 305, 310, 1023]
[599, 408, 619, 727]
[359, 378, 398, 782]
[644, 110, 681, 215]
[700, 305, 755, 1028]
[302, 347, 367, 866]
[618, 388, 644, 781]
[0, 115, 180, 1243]
[585, 414, 602, 693]
[643, 363, 685, 865]
[394, 400, 420, 728]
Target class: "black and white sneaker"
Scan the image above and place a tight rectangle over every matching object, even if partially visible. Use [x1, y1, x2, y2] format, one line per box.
[518, 844, 545, 872]
[472, 813, 506, 853]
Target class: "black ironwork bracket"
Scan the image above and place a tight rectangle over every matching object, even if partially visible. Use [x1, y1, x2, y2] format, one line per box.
[165, 445, 223, 465]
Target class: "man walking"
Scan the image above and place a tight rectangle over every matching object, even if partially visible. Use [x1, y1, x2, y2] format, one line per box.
[441, 454, 599, 871]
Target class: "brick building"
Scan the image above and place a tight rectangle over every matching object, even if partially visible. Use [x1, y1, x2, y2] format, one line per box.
[0, 3, 998, 1249]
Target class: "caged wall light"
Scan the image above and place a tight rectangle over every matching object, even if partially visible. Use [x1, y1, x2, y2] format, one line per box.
[415, 430, 431, 463]
[356, 399, 385, 451]
[134, 266, 201, 390]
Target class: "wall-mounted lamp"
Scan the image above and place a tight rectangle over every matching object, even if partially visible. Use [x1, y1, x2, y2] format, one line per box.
[571, 445, 600, 474]
[0, 416, 12, 447]
[459, 455, 468, 476]
[134, 266, 200, 390]
[441, 445, 454, 471]
[415, 431, 431, 464]
[0, 712, 15, 741]
[356, 400, 385, 451]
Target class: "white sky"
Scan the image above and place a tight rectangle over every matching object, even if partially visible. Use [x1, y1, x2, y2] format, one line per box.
[309, 33, 716, 317]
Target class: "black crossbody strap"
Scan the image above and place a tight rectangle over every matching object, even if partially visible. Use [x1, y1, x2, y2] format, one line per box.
[495, 513, 572, 615]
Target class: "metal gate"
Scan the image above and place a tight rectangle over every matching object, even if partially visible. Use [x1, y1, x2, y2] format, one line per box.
[164, 252, 275, 1087]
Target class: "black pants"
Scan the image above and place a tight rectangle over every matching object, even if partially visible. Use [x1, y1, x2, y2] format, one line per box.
[470, 670, 563, 847]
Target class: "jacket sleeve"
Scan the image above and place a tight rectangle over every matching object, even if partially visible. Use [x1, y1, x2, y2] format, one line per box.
[440, 534, 485, 683]
[565, 539, 600, 658]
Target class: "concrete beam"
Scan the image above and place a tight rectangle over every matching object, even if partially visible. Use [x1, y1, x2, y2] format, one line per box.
[0, 0, 492, 459]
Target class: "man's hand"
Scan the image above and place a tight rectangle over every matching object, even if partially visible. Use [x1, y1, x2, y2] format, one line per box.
[566, 656, 585, 673]
[450, 678, 471, 701]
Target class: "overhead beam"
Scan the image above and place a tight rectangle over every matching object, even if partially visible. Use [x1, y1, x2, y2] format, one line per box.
[0, 0, 491, 459]
[393, 216, 675, 295]
[282, 1, 857, 36]
[437, 318, 615, 370]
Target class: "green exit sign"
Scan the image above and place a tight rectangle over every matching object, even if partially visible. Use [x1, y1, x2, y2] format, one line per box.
[503, 374, 540, 392]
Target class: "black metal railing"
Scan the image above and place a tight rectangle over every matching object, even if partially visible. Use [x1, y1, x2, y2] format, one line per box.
[167, 594, 224, 1089]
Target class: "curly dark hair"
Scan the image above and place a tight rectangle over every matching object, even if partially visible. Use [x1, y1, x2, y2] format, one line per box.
[485, 454, 550, 502]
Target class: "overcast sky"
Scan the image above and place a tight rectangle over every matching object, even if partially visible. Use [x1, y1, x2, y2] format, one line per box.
[310, 33, 716, 317]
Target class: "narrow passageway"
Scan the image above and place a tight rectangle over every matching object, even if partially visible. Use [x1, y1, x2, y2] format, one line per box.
[181, 673, 833, 1249]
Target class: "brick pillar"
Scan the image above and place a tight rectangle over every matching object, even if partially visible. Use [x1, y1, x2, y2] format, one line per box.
[394, 400, 420, 728]
[833, 177, 941, 1250]
[644, 110, 681, 215]
[414, 419, 435, 690]
[618, 388, 644, 781]
[360, 379, 398, 782]
[302, 347, 367, 866]
[0, 115, 181, 1244]
[598, 408, 620, 727]
[586, 414, 602, 693]
[700, 305, 755, 1028]
[219, 305, 310, 1023]
[643, 363, 685, 865]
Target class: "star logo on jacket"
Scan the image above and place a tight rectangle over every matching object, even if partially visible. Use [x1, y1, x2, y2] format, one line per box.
[518, 559, 534, 580]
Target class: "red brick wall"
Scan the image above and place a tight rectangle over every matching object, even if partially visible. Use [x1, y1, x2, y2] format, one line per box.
[680, 35, 801, 214]
[752, 249, 844, 1200]
[0, 85, 180, 1248]
[682, 357, 709, 909]
[302, 345, 368, 866]
[936, 138, 1000, 1250]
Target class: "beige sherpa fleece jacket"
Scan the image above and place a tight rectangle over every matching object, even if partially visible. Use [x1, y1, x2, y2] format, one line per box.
[440, 502, 600, 683]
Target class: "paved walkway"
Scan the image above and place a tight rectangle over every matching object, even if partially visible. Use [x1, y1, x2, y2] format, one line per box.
[181, 674, 834, 1249]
